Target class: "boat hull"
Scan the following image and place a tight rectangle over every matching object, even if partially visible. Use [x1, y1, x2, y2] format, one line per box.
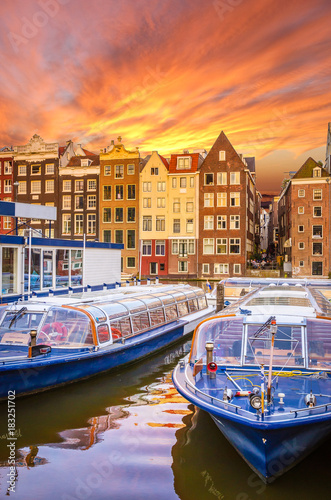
[1, 320, 188, 400]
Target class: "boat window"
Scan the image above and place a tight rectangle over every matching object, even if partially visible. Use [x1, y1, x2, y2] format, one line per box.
[110, 316, 132, 340]
[246, 296, 311, 307]
[165, 304, 178, 322]
[97, 324, 110, 343]
[177, 301, 189, 317]
[117, 298, 147, 314]
[156, 293, 176, 305]
[198, 296, 207, 309]
[94, 302, 129, 321]
[245, 324, 303, 367]
[188, 299, 199, 312]
[0, 309, 45, 345]
[135, 295, 163, 309]
[307, 319, 331, 369]
[37, 307, 93, 347]
[131, 312, 150, 333]
[149, 308, 165, 326]
[0, 306, 8, 322]
[189, 317, 244, 365]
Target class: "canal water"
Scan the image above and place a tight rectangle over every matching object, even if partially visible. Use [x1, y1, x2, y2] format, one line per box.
[0, 338, 330, 500]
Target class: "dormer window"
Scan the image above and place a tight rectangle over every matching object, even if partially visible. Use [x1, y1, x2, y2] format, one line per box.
[313, 167, 321, 177]
[81, 159, 91, 167]
[176, 157, 191, 169]
[219, 151, 226, 161]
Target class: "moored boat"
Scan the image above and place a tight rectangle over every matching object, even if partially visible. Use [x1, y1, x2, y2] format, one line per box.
[0, 284, 214, 400]
[173, 283, 331, 482]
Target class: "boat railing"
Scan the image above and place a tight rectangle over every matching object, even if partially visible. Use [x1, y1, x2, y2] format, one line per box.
[290, 402, 331, 416]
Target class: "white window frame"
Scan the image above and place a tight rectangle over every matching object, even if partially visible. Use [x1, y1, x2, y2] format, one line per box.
[217, 192, 227, 207]
[203, 238, 214, 254]
[204, 193, 214, 207]
[219, 151, 226, 161]
[204, 216, 214, 230]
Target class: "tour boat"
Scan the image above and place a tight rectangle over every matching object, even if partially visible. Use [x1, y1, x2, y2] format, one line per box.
[0, 284, 214, 400]
[173, 283, 331, 482]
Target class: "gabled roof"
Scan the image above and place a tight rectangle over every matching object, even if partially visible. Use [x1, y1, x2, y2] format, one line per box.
[201, 131, 246, 170]
[292, 157, 328, 179]
[159, 154, 169, 169]
[59, 146, 66, 156]
[140, 152, 169, 172]
[244, 157, 255, 173]
[168, 153, 202, 173]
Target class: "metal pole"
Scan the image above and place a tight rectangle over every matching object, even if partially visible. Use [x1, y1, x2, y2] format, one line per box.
[82, 233, 86, 287]
[28, 227, 32, 295]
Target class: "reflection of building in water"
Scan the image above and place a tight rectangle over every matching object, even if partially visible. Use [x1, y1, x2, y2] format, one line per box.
[0, 446, 48, 470]
[50, 406, 130, 450]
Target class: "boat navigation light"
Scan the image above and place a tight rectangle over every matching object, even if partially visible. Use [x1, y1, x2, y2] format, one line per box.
[278, 393, 285, 405]
[305, 390, 316, 408]
[207, 361, 218, 373]
[249, 392, 262, 410]
[28, 329, 37, 358]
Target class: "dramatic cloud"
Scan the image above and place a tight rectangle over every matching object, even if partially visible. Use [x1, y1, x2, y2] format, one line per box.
[0, 0, 331, 191]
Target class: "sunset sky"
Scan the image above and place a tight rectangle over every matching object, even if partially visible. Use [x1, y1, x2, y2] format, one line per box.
[0, 0, 331, 192]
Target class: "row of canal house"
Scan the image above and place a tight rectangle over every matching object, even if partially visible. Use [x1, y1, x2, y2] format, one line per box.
[0, 132, 260, 279]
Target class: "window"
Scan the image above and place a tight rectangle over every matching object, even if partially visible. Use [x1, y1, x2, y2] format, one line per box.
[75, 195, 84, 210]
[127, 257, 136, 268]
[217, 172, 227, 185]
[313, 189, 322, 200]
[298, 225, 304, 232]
[88, 179, 96, 190]
[214, 263, 229, 274]
[204, 216, 214, 230]
[31, 164, 41, 175]
[4, 161, 12, 174]
[75, 180, 84, 192]
[299, 261, 304, 267]
[230, 172, 240, 184]
[298, 189, 305, 197]
[151, 167, 159, 175]
[219, 151, 226, 161]
[104, 165, 111, 176]
[298, 206, 304, 214]
[298, 242, 305, 250]
[143, 198, 151, 208]
[173, 199, 180, 212]
[45, 228, 54, 238]
[87, 214, 96, 234]
[186, 201, 194, 212]
[204, 173, 214, 185]
[103, 186, 111, 200]
[160, 263, 165, 271]
[217, 215, 226, 229]
[230, 192, 240, 206]
[229, 238, 240, 254]
[62, 214, 71, 234]
[172, 240, 178, 254]
[204, 193, 214, 207]
[31, 181, 40, 194]
[313, 225, 323, 238]
[157, 197, 166, 208]
[115, 230, 123, 244]
[75, 214, 83, 234]
[127, 230, 135, 249]
[234, 264, 241, 274]
[155, 240, 165, 256]
[115, 185, 124, 200]
[143, 216, 152, 231]
[312, 261, 323, 275]
[127, 184, 136, 199]
[173, 219, 180, 233]
[171, 177, 177, 188]
[203, 238, 214, 254]
[313, 242, 322, 255]
[103, 207, 111, 222]
[178, 261, 188, 272]
[230, 215, 240, 229]
[115, 165, 124, 178]
[180, 177, 187, 188]
[202, 263, 210, 274]
[63, 180, 71, 192]
[186, 219, 193, 233]
[18, 181, 27, 194]
[188, 240, 195, 254]
[178, 240, 188, 257]
[115, 207, 123, 222]
[88, 195, 96, 208]
[45, 180, 54, 193]
[157, 181, 166, 191]
[142, 240, 152, 255]
[313, 167, 321, 177]
[216, 238, 227, 254]
[177, 157, 191, 169]
[156, 216, 165, 231]
[217, 192, 226, 207]
[190, 177, 194, 188]
[3, 217, 11, 230]
[143, 182, 151, 192]
[62, 195, 71, 209]
[127, 164, 135, 175]
[18, 165, 26, 176]
[127, 207, 136, 222]
[314, 206, 322, 217]
[46, 163, 54, 175]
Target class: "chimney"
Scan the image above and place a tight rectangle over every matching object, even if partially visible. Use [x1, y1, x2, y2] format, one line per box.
[183, 149, 189, 154]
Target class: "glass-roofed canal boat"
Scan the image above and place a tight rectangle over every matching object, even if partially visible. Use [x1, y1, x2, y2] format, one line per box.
[0, 284, 214, 400]
[173, 283, 331, 483]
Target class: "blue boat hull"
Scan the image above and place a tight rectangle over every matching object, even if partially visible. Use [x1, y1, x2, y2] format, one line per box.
[0, 321, 187, 400]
